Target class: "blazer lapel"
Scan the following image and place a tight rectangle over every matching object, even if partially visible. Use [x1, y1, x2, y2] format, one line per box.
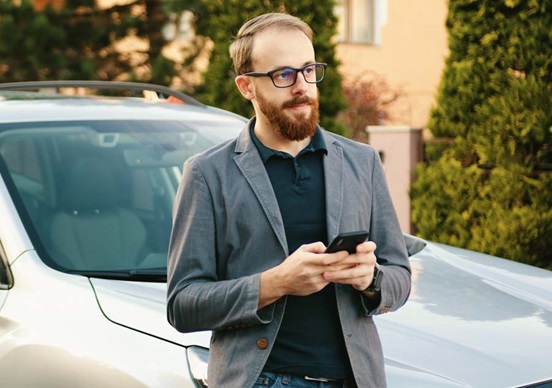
[233, 125, 288, 253]
[323, 133, 344, 241]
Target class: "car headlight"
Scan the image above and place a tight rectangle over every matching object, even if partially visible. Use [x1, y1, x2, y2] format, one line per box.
[187, 346, 209, 387]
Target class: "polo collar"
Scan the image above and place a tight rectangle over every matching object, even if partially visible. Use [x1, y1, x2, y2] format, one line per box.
[249, 118, 328, 163]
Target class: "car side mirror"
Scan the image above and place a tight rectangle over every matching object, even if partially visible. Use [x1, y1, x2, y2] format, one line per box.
[0, 241, 14, 290]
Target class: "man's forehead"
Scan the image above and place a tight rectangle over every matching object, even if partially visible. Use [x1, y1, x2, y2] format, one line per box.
[250, 27, 315, 69]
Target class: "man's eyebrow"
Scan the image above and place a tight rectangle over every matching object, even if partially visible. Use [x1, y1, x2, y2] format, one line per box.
[272, 61, 317, 69]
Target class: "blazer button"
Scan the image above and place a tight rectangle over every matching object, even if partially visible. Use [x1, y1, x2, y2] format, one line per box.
[256, 338, 269, 350]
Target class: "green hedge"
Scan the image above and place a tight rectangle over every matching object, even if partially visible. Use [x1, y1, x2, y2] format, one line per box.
[411, 1, 552, 269]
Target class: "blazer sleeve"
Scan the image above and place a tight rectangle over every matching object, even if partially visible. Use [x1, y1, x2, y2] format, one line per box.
[361, 149, 412, 316]
[166, 158, 272, 333]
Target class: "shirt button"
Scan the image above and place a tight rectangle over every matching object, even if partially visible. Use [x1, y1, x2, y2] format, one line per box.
[256, 338, 269, 350]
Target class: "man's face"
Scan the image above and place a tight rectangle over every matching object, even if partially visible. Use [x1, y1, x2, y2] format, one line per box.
[255, 87, 319, 142]
[249, 28, 320, 141]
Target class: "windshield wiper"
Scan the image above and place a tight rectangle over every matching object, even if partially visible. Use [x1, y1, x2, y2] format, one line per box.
[66, 268, 167, 282]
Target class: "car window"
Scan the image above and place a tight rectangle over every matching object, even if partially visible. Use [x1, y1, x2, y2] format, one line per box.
[0, 119, 242, 277]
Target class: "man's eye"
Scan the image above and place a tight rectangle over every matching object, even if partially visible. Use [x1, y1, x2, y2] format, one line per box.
[274, 69, 294, 80]
[304, 66, 315, 75]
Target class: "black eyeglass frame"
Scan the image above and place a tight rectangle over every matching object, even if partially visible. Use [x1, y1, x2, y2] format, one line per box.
[242, 62, 328, 88]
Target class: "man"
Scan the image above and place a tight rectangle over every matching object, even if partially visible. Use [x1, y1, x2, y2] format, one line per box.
[167, 12, 411, 388]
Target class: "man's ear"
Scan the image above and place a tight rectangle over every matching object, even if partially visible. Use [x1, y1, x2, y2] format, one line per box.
[235, 75, 255, 101]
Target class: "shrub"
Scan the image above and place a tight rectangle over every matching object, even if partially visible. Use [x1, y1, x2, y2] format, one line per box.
[411, 1, 552, 269]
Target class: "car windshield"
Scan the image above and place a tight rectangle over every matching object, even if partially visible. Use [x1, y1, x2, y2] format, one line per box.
[0, 119, 243, 280]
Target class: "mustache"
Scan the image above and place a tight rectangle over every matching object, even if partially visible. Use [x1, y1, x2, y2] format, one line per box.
[282, 96, 315, 108]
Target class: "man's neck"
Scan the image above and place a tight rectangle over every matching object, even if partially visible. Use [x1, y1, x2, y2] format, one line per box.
[253, 122, 311, 157]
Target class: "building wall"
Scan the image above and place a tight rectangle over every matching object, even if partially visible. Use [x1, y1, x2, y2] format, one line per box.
[336, 1, 449, 233]
[336, 0, 449, 129]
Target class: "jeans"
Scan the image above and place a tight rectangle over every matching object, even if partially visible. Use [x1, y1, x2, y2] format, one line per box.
[253, 371, 356, 388]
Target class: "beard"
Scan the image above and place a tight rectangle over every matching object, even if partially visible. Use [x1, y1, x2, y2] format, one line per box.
[256, 91, 319, 142]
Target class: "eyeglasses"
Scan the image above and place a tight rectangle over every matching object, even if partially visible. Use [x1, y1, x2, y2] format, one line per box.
[243, 62, 327, 88]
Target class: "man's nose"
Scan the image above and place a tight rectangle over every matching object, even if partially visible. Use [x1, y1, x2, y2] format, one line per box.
[291, 71, 309, 94]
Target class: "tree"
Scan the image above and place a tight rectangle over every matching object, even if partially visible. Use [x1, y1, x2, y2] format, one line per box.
[0, 0, 146, 82]
[337, 72, 403, 142]
[192, 0, 347, 134]
[0, 0, 200, 85]
[411, 1, 552, 269]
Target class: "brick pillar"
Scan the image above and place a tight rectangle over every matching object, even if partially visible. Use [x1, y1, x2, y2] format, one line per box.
[366, 125, 423, 234]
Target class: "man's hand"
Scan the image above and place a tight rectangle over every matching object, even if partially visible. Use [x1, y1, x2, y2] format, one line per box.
[258, 241, 379, 309]
[258, 242, 349, 308]
[321, 241, 378, 292]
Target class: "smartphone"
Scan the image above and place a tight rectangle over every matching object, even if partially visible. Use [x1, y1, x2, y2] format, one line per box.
[325, 230, 370, 254]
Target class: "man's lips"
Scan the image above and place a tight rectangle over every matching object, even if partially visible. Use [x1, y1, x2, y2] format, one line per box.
[284, 98, 313, 110]
[287, 103, 310, 110]
[283, 97, 313, 109]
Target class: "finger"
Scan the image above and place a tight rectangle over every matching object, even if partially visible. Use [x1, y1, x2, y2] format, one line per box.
[325, 262, 357, 272]
[355, 241, 377, 254]
[324, 263, 357, 278]
[323, 259, 373, 279]
[320, 250, 350, 265]
[323, 266, 369, 285]
[349, 252, 377, 268]
[298, 241, 328, 254]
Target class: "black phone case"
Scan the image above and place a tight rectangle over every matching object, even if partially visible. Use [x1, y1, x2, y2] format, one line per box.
[325, 230, 370, 254]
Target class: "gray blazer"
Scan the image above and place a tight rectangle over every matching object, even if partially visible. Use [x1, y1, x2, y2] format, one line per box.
[167, 122, 411, 388]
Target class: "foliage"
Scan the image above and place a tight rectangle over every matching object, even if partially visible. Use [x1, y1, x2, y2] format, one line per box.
[0, 0, 140, 81]
[192, 0, 348, 135]
[0, 0, 195, 84]
[411, 0, 552, 269]
[337, 73, 403, 141]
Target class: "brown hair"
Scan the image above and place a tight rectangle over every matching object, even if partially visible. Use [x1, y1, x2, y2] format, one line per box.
[229, 13, 313, 75]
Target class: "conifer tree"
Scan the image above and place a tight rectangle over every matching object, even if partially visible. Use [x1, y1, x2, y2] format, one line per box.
[0, 0, 140, 81]
[192, 0, 347, 134]
[411, 1, 552, 269]
[0, 0, 182, 84]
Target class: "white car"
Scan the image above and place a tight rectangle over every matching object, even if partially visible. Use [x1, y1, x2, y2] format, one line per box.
[0, 81, 551, 388]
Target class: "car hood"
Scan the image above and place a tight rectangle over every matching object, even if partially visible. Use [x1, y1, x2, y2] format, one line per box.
[90, 239, 552, 387]
[377, 240, 552, 387]
[90, 278, 211, 348]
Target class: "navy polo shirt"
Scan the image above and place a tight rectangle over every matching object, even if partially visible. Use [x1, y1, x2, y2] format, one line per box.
[250, 125, 353, 380]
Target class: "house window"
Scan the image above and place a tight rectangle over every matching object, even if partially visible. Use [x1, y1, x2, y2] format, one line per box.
[335, 0, 386, 45]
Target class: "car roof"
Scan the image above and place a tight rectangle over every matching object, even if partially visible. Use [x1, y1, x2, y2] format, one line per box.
[0, 97, 246, 124]
[0, 81, 247, 124]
